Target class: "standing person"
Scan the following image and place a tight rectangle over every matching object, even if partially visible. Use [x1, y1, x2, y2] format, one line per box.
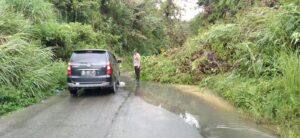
[133, 49, 141, 81]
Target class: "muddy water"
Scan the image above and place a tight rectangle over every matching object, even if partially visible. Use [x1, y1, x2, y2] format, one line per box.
[122, 76, 277, 138]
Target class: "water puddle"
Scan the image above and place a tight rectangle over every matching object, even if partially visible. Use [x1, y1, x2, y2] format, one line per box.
[122, 75, 278, 138]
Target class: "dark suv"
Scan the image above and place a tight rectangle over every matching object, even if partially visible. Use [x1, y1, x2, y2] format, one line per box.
[67, 49, 120, 96]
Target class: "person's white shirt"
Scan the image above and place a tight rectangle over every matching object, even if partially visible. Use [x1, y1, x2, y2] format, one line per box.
[133, 53, 140, 67]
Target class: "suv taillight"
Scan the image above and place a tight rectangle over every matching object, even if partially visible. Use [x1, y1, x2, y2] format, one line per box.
[106, 62, 112, 75]
[67, 62, 71, 75]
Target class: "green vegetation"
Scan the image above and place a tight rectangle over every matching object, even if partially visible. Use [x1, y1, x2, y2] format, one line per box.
[0, 0, 184, 115]
[1, 0, 299, 137]
[141, 1, 300, 137]
[0, 0, 65, 115]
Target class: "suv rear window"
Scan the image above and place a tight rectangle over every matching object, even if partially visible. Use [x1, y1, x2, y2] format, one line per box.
[70, 51, 107, 63]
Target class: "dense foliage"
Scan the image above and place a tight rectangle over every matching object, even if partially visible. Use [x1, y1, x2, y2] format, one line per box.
[48, 0, 181, 56]
[1, 0, 299, 137]
[0, 0, 183, 115]
[0, 0, 65, 115]
[141, 2, 300, 138]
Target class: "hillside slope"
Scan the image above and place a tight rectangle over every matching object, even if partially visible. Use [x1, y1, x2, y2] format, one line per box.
[141, 5, 300, 137]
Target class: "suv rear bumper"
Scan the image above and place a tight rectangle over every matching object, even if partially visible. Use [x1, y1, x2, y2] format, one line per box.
[68, 82, 111, 88]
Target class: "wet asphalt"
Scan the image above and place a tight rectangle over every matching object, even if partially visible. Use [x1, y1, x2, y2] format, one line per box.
[0, 85, 200, 137]
[0, 74, 277, 138]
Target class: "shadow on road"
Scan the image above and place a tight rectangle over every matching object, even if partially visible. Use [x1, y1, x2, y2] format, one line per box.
[76, 89, 113, 97]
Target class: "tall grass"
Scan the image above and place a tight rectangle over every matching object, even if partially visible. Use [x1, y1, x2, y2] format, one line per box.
[277, 51, 300, 95]
[0, 36, 66, 115]
[0, 36, 65, 92]
[199, 6, 300, 137]
[4, 0, 56, 23]
[0, 1, 31, 37]
[0, 0, 66, 115]
[201, 50, 300, 137]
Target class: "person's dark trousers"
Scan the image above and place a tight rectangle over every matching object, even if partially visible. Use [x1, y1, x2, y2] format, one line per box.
[134, 66, 140, 81]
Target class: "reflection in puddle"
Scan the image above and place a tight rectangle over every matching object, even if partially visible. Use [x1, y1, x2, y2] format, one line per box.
[214, 124, 275, 137]
[179, 112, 200, 129]
[122, 75, 278, 138]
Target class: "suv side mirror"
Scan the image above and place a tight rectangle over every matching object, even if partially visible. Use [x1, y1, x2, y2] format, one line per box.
[117, 59, 122, 63]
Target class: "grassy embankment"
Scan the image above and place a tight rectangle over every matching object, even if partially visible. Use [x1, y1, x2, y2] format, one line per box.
[141, 5, 300, 138]
[0, 0, 66, 115]
[0, 0, 111, 115]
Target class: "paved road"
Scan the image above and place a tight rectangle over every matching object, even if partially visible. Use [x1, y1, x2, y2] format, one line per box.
[0, 74, 277, 138]
[0, 87, 201, 138]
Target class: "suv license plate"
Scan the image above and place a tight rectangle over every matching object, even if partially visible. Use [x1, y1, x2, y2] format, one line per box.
[81, 70, 95, 76]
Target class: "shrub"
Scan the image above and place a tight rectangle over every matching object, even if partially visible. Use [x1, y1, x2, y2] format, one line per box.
[4, 0, 56, 23]
[0, 86, 25, 115]
[0, 35, 67, 113]
[49, 61, 67, 90]
[35, 22, 107, 60]
[0, 1, 31, 37]
[0, 37, 54, 87]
